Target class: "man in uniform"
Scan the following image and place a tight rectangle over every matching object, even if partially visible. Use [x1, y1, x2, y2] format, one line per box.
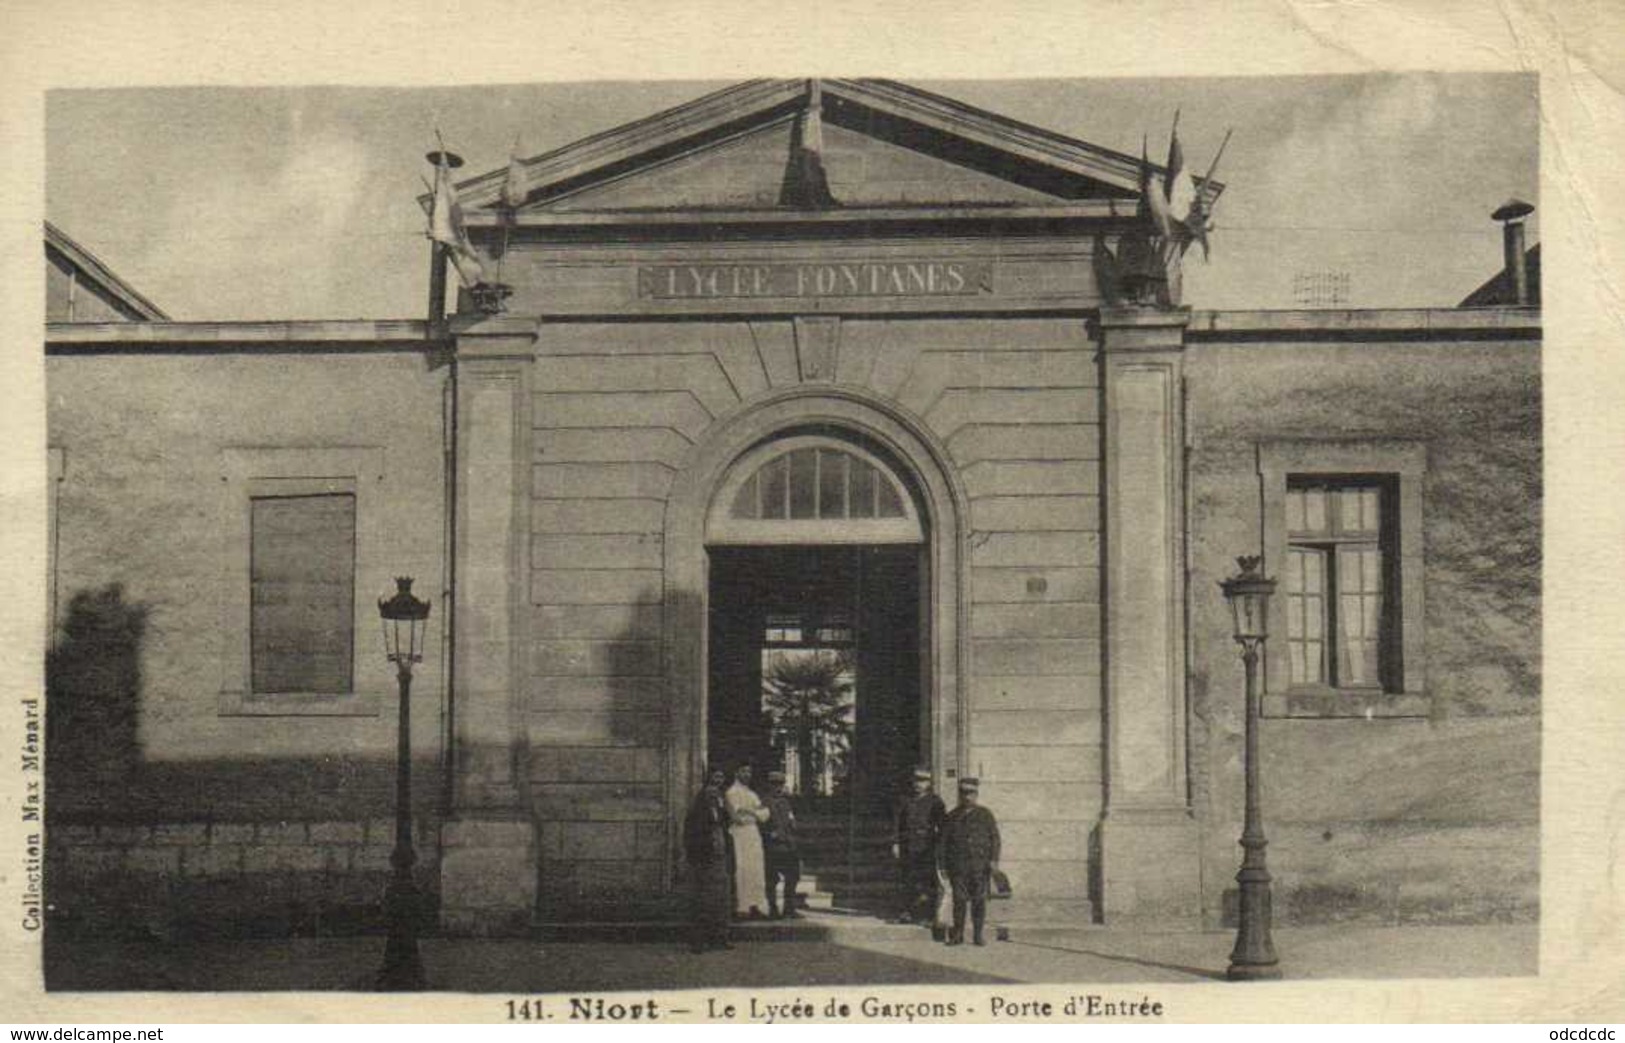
[941, 776, 1000, 946]
[760, 769, 802, 919]
[892, 766, 946, 928]
[683, 764, 733, 952]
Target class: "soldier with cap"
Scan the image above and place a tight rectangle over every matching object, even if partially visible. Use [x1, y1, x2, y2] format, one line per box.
[892, 766, 946, 927]
[760, 769, 802, 919]
[941, 776, 1001, 946]
[683, 763, 733, 952]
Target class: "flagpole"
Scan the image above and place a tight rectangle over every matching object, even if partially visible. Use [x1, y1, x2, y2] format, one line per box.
[1196, 128, 1233, 203]
[496, 221, 510, 288]
[415, 171, 446, 328]
[1163, 109, 1181, 202]
[428, 245, 449, 327]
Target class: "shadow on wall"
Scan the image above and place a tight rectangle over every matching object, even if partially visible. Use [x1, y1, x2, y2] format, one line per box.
[528, 585, 700, 923]
[46, 583, 149, 812]
[43, 582, 444, 944]
[43, 581, 428, 823]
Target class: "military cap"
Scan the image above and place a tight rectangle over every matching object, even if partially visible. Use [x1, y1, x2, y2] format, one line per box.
[767, 769, 787, 782]
[912, 766, 932, 780]
[958, 776, 980, 791]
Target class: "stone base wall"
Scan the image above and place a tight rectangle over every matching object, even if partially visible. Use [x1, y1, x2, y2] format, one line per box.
[46, 819, 441, 939]
[1199, 716, 1540, 929]
[1253, 822, 1538, 926]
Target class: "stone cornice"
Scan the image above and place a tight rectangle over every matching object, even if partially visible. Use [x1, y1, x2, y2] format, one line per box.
[1186, 307, 1541, 339]
[432, 79, 1218, 218]
[45, 222, 169, 320]
[46, 319, 439, 352]
[829, 79, 1209, 202]
[428, 80, 800, 213]
[461, 200, 1141, 231]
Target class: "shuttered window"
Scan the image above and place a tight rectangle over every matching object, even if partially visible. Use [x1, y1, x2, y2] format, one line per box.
[250, 493, 355, 694]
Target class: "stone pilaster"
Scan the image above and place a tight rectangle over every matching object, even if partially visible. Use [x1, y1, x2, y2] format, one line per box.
[1096, 306, 1200, 923]
[439, 319, 538, 935]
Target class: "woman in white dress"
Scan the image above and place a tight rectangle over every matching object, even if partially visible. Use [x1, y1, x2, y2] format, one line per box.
[725, 764, 771, 917]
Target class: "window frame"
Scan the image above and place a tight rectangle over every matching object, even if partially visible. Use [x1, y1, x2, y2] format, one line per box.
[707, 435, 923, 545]
[762, 610, 856, 649]
[249, 489, 359, 698]
[1257, 440, 1428, 718]
[1282, 476, 1395, 691]
[218, 447, 385, 716]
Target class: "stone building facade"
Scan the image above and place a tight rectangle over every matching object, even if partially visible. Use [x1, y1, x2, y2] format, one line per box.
[44, 79, 1540, 937]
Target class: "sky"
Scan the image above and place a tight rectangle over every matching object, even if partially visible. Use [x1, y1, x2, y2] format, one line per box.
[44, 75, 1538, 322]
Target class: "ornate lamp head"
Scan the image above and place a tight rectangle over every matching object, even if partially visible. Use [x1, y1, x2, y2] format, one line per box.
[1220, 555, 1276, 645]
[378, 577, 431, 665]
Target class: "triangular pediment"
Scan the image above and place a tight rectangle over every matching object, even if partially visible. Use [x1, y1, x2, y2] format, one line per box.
[439, 79, 1220, 223]
[536, 116, 1067, 212]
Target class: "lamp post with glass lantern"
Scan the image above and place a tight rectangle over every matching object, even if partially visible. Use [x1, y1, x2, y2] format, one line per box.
[377, 577, 430, 991]
[1220, 555, 1281, 981]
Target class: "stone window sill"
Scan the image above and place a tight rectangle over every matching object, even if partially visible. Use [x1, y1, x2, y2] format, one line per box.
[1263, 688, 1429, 719]
[217, 689, 382, 717]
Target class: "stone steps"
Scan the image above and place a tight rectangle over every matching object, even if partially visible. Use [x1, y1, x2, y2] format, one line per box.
[531, 908, 950, 943]
[785, 814, 900, 915]
[789, 813, 1099, 929]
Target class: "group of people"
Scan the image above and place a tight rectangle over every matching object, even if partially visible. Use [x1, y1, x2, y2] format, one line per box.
[683, 764, 802, 952]
[893, 767, 1002, 947]
[683, 762, 1002, 952]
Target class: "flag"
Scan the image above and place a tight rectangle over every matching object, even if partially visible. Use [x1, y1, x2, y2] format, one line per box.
[1139, 135, 1175, 241]
[1184, 198, 1213, 262]
[780, 80, 836, 208]
[500, 138, 527, 210]
[1183, 127, 1231, 263]
[804, 92, 825, 158]
[428, 151, 488, 287]
[429, 153, 462, 250]
[1164, 118, 1198, 225]
[446, 242, 488, 288]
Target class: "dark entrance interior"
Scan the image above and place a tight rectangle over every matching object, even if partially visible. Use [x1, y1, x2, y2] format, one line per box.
[707, 544, 923, 814]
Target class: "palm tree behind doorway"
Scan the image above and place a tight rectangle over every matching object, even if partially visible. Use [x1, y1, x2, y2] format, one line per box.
[761, 648, 855, 799]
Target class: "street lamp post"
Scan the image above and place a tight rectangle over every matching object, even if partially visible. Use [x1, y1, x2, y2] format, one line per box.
[377, 577, 431, 991]
[1220, 556, 1281, 981]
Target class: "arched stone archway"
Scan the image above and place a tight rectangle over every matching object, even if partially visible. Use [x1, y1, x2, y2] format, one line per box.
[661, 387, 971, 857]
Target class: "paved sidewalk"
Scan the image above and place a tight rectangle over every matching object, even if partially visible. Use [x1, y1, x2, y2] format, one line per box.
[43, 923, 1537, 992]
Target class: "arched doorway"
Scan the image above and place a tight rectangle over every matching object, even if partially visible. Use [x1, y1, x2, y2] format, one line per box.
[660, 389, 969, 911]
[705, 432, 927, 812]
[705, 429, 927, 912]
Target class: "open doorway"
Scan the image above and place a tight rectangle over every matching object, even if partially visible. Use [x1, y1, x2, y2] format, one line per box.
[699, 431, 935, 913]
[707, 545, 923, 810]
[707, 545, 923, 912]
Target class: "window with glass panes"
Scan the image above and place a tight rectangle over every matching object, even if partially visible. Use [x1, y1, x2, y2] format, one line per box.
[763, 611, 855, 648]
[731, 446, 907, 521]
[1284, 478, 1396, 690]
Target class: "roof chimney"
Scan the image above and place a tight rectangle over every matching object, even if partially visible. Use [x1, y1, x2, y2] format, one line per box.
[1491, 198, 1535, 306]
